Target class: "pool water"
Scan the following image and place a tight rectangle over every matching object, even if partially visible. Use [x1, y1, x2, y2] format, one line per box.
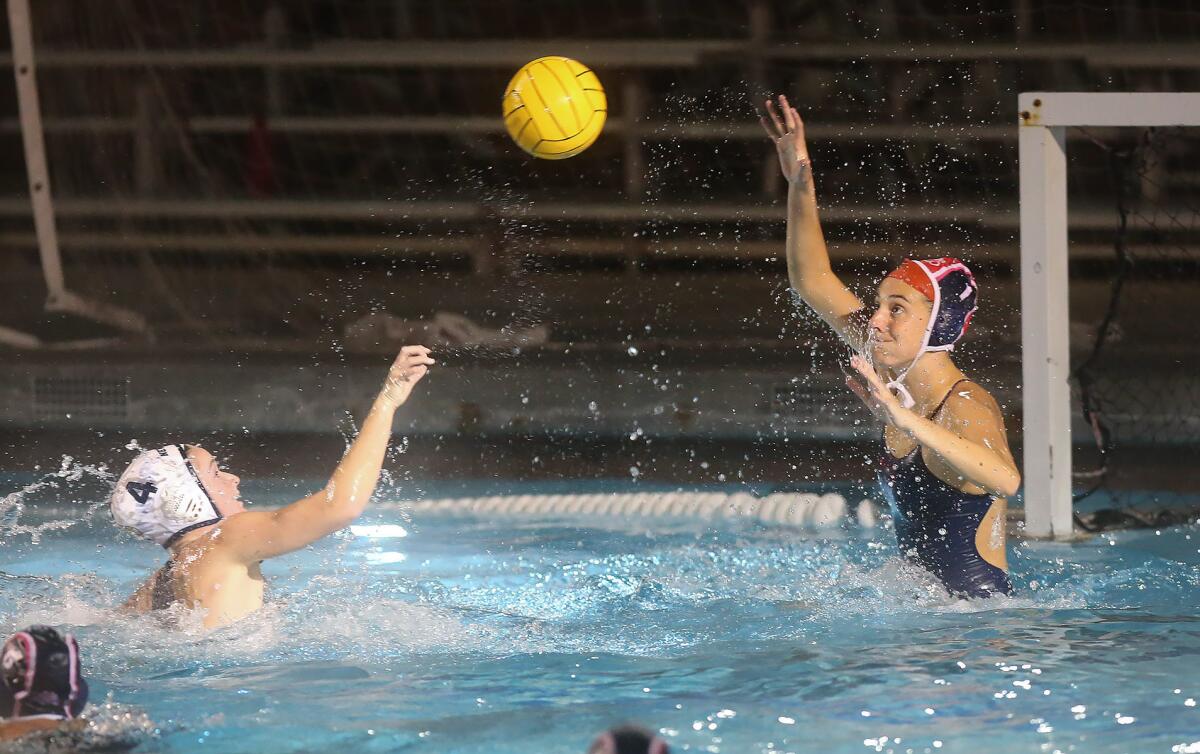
[3, 480, 1200, 754]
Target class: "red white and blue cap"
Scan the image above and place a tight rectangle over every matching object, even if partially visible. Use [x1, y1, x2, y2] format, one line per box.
[881, 257, 979, 408]
[886, 257, 978, 352]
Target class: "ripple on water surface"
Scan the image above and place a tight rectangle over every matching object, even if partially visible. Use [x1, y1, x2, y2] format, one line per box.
[2, 489, 1200, 753]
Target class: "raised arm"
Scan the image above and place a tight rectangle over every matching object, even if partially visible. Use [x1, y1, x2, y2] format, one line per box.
[760, 95, 867, 348]
[219, 345, 434, 562]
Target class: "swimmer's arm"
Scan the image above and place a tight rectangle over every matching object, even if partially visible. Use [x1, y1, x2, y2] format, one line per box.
[895, 390, 1021, 499]
[761, 95, 866, 348]
[0, 717, 82, 741]
[218, 346, 433, 562]
[119, 580, 154, 614]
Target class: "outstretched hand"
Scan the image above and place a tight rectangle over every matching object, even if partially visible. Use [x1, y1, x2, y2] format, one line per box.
[845, 354, 905, 426]
[379, 345, 434, 408]
[759, 94, 812, 188]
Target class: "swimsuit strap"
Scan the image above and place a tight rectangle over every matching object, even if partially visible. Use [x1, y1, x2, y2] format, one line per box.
[151, 558, 177, 611]
[926, 378, 971, 420]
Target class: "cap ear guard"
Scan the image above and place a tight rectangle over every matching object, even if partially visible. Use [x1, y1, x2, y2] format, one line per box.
[64, 634, 87, 719]
[1, 632, 36, 717]
[591, 732, 616, 754]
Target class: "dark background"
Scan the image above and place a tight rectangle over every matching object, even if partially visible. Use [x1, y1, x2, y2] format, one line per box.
[1, 1, 1197, 499]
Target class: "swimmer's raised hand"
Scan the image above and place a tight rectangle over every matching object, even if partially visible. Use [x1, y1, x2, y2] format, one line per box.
[759, 94, 812, 189]
[379, 345, 434, 408]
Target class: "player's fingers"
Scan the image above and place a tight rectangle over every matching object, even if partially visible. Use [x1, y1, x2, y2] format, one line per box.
[780, 96, 797, 133]
[396, 349, 433, 367]
[758, 114, 777, 139]
[790, 105, 805, 133]
[850, 355, 882, 387]
[845, 375, 869, 403]
[765, 99, 786, 136]
[790, 109, 807, 143]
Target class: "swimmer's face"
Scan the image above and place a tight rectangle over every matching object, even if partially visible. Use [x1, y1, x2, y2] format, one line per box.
[186, 446, 245, 516]
[868, 277, 932, 368]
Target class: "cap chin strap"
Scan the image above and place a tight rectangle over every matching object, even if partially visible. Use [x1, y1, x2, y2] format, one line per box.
[883, 259, 946, 410]
[882, 321, 928, 410]
[884, 338, 959, 410]
[885, 368, 917, 409]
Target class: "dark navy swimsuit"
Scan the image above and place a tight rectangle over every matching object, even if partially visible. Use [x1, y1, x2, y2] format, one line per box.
[877, 381, 1013, 598]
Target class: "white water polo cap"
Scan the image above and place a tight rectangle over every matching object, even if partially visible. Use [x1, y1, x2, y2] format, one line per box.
[110, 445, 222, 547]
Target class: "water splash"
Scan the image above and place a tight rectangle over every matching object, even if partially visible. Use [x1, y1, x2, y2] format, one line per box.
[0, 700, 162, 754]
[0, 456, 114, 543]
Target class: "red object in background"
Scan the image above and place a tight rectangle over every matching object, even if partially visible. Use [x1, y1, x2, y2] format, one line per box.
[245, 115, 276, 197]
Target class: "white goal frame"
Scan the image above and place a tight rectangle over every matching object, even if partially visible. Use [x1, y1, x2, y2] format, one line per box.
[1018, 91, 1200, 540]
[4, 0, 145, 347]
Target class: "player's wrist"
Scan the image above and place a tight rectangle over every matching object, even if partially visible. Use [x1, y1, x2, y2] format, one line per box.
[890, 404, 919, 434]
[373, 391, 403, 412]
[786, 159, 813, 187]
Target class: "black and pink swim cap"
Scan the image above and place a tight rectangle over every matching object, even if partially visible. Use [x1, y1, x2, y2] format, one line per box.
[0, 626, 88, 720]
[588, 725, 670, 754]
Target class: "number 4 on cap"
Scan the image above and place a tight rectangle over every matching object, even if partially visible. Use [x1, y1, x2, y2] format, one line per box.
[126, 481, 157, 506]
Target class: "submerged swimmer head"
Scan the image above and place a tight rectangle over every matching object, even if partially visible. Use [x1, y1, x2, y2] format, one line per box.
[868, 257, 978, 406]
[588, 725, 670, 754]
[110, 444, 242, 548]
[0, 626, 88, 720]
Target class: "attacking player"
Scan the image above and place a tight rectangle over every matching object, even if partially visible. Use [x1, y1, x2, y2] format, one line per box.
[110, 345, 433, 628]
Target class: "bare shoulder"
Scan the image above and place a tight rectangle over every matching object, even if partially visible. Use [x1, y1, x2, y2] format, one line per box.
[939, 380, 1016, 462]
[203, 510, 279, 561]
[839, 307, 872, 352]
[210, 510, 275, 540]
[941, 380, 1006, 425]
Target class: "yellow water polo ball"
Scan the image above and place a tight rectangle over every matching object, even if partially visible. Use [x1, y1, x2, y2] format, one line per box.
[502, 56, 606, 160]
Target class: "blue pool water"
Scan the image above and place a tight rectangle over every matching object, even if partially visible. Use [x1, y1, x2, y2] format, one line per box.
[3, 478, 1200, 754]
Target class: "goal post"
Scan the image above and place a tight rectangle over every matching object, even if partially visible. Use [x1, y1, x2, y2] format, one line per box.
[1017, 91, 1200, 540]
[5, 0, 146, 346]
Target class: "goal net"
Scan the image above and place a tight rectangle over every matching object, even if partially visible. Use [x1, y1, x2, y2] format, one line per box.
[1069, 124, 1200, 524]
